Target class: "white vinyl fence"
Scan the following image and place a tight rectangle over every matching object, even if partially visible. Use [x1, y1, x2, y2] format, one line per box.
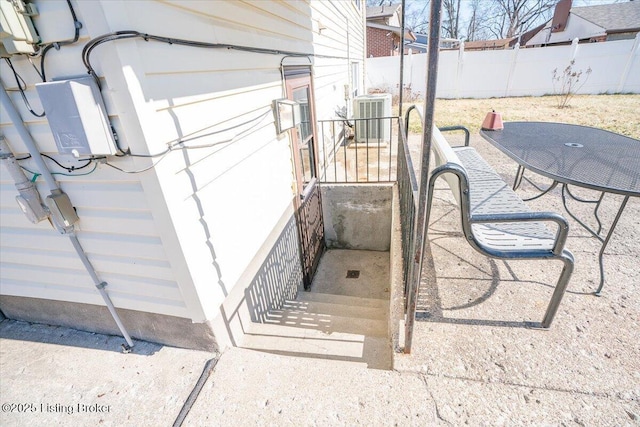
[366, 35, 640, 99]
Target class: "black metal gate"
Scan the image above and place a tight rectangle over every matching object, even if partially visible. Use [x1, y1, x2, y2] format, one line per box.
[296, 179, 325, 290]
[285, 70, 325, 290]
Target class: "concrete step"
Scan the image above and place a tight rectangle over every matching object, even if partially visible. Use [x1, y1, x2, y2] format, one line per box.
[280, 298, 388, 321]
[240, 290, 391, 368]
[263, 308, 387, 338]
[240, 323, 391, 369]
[296, 291, 388, 309]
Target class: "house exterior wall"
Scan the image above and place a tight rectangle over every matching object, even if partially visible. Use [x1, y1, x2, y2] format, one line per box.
[0, 0, 365, 350]
[527, 15, 605, 46]
[388, 14, 401, 28]
[310, 1, 366, 175]
[367, 27, 397, 57]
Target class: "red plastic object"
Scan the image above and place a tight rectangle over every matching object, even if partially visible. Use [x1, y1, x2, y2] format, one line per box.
[481, 110, 504, 131]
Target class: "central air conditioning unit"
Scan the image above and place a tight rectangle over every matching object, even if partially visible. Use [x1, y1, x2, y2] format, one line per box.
[353, 94, 392, 144]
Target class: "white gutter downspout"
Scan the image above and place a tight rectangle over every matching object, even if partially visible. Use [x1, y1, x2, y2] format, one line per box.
[0, 86, 134, 352]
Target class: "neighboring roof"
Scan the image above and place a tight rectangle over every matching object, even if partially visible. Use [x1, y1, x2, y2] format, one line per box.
[367, 22, 416, 41]
[407, 33, 460, 50]
[518, 23, 546, 45]
[366, 3, 402, 19]
[405, 42, 427, 53]
[525, 1, 640, 46]
[414, 33, 427, 44]
[572, 1, 640, 33]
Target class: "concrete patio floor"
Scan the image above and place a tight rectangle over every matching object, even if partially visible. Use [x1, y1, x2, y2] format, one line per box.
[397, 133, 639, 424]
[1, 135, 638, 426]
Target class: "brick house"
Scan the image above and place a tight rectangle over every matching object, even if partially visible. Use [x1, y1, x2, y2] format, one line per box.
[366, 3, 415, 57]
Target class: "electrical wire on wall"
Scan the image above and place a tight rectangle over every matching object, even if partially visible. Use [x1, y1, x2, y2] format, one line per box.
[14, 152, 99, 181]
[81, 30, 348, 88]
[103, 107, 273, 173]
[18, 153, 92, 172]
[3, 58, 44, 117]
[78, 31, 344, 173]
[34, 0, 82, 82]
[20, 161, 98, 181]
[8, 20, 348, 176]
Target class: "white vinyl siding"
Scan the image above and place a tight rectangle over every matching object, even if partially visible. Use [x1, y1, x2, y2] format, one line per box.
[0, 0, 365, 324]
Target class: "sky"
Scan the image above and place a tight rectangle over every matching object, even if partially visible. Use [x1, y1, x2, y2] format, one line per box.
[457, 0, 626, 20]
[402, 0, 628, 39]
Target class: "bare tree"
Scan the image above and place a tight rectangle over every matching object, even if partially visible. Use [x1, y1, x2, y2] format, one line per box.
[466, 0, 480, 41]
[405, 0, 430, 33]
[366, 0, 560, 41]
[366, 0, 395, 6]
[467, 0, 619, 41]
[466, 0, 494, 41]
[442, 0, 462, 39]
[485, 0, 557, 39]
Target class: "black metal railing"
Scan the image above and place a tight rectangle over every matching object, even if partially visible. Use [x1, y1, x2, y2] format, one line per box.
[396, 114, 419, 292]
[316, 112, 420, 298]
[317, 116, 398, 183]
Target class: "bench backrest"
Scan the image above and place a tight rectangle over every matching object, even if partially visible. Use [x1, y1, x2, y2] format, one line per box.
[430, 126, 464, 206]
[408, 105, 465, 206]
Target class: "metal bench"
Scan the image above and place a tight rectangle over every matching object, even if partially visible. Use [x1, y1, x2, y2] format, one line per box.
[426, 126, 575, 328]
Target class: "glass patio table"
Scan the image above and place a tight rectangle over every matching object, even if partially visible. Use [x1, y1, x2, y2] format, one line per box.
[480, 122, 640, 295]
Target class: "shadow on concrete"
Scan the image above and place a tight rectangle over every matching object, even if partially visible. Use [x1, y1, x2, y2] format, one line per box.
[233, 249, 392, 370]
[415, 233, 542, 329]
[241, 338, 390, 371]
[244, 215, 303, 324]
[217, 213, 302, 348]
[0, 319, 160, 355]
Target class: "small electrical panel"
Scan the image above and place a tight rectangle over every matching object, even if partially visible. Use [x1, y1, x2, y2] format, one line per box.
[46, 191, 78, 228]
[36, 77, 118, 157]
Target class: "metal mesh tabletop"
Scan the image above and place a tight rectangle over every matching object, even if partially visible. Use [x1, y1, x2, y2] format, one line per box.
[480, 122, 640, 196]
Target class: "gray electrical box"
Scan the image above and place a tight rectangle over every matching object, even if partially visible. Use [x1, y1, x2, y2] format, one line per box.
[36, 77, 118, 157]
[46, 191, 78, 229]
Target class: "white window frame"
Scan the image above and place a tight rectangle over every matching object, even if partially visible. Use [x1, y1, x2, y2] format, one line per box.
[351, 62, 361, 98]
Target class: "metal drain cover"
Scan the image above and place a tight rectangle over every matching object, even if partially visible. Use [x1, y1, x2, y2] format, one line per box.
[346, 270, 360, 279]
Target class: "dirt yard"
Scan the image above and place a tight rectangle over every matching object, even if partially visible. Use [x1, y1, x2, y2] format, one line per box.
[405, 94, 639, 139]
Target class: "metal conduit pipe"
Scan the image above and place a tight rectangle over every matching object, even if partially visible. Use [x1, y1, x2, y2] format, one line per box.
[68, 235, 134, 349]
[1, 89, 58, 193]
[1, 85, 134, 351]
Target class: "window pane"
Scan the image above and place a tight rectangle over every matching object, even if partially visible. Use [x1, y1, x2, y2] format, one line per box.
[293, 86, 315, 183]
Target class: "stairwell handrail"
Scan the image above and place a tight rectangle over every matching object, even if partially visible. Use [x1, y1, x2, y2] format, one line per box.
[397, 106, 421, 295]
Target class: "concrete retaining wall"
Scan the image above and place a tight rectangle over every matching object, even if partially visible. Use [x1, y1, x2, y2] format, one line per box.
[389, 184, 405, 357]
[0, 295, 218, 351]
[321, 184, 393, 251]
